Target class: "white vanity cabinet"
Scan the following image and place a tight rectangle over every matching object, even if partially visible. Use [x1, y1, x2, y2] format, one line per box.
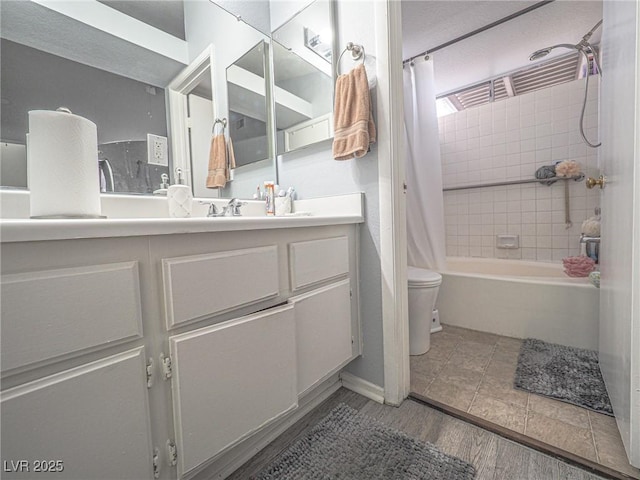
[1, 220, 361, 480]
[0, 237, 157, 480]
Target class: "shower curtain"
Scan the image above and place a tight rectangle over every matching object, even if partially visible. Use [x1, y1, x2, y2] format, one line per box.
[404, 57, 447, 271]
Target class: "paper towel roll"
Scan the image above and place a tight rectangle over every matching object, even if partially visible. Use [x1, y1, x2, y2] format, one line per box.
[28, 110, 102, 218]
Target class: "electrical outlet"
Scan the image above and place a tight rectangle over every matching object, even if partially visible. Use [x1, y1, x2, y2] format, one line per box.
[147, 134, 168, 166]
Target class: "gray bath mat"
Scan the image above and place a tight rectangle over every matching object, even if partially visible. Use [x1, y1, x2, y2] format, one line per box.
[514, 338, 613, 416]
[253, 403, 476, 479]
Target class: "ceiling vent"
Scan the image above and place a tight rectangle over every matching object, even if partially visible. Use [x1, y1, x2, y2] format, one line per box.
[437, 50, 597, 116]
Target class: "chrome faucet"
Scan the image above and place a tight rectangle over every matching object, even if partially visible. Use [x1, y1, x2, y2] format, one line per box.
[199, 199, 246, 217]
[225, 198, 247, 216]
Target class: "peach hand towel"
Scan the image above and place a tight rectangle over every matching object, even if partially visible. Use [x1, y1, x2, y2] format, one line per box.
[332, 63, 376, 160]
[206, 134, 228, 188]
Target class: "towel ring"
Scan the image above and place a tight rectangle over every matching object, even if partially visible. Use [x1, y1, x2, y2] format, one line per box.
[212, 118, 227, 134]
[336, 43, 365, 77]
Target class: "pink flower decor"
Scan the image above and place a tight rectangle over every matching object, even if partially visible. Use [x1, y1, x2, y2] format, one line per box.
[555, 160, 581, 177]
[562, 255, 596, 277]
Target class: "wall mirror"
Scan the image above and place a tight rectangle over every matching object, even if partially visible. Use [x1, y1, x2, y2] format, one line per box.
[0, 0, 334, 199]
[226, 41, 270, 168]
[175, 1, 272, 199]
[272, 0, 335, 155]
[0, 0, 187, 195]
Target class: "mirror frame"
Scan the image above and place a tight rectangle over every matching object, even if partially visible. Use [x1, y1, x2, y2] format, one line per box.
[166, 45, 217, 191]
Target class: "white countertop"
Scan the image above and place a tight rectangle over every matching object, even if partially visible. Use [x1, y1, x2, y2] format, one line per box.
[0, 214, 364, 243]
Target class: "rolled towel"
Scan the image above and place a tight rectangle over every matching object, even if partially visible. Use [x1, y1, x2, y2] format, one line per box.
[332, 63, 376, 160]
[555, 160, 581, 177]
[581, 216, 600, 236]
[562, 255, 596, 277]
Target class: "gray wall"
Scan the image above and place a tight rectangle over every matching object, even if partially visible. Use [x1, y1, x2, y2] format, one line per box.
[98, 0, 186, 39]
[276, 0, 384, 388]
[0, 39, 168, 145]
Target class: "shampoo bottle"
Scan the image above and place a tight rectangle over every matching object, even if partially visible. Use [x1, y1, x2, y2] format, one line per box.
[167, 168, 193, 218]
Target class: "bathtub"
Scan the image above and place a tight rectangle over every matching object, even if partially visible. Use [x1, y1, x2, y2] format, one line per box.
[436, 257, 600, 350]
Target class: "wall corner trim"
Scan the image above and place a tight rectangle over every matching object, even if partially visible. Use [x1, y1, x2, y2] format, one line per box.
[340, 371, 385, 404]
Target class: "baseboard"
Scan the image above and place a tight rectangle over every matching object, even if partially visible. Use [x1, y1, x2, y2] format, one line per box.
[194, 375, 342, 480]
[340, 371, 384, 404]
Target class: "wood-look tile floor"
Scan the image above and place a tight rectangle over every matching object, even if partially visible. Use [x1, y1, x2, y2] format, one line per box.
[410, 324, 640, 479]
[229, 387, 608, 480]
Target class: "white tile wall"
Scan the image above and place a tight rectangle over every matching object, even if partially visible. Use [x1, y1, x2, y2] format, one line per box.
[439, 78, 600, 262]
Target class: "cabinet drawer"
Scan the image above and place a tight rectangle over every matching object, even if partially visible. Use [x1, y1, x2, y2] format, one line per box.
[1, 262, 143, 372]
[289, 236, 349, 291]
[162, 246, 279, 329]
[289, 279, 353, 395]
[169, 304, 297, 478]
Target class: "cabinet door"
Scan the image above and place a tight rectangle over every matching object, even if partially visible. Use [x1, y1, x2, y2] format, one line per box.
[1, 348, 154, 480]
[290, 279, 353, 395]
[169, 305, 297, 479]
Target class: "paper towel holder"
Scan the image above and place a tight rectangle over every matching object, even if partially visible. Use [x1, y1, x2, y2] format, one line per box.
[56, 107, 73, 114]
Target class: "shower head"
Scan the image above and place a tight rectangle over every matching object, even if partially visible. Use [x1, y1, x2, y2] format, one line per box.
[529, 43, 580, 62]
[529, 20, 603, 65]
[529, 48, 553, 61]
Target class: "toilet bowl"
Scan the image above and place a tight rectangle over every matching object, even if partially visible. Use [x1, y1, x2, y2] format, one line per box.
[408, 266, 442, 355]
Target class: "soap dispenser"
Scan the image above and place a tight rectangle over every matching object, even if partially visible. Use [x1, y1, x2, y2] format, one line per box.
[167, 168, 193, 218]
[153, 173, 170, 196]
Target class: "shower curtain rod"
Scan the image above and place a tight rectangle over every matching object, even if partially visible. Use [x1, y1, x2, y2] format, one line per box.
[403, 0, 555, 65]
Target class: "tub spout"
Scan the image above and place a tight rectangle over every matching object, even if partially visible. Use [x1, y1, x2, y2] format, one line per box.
[580, 234, 600, 264]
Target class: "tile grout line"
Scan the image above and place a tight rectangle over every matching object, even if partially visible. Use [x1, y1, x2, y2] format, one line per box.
[468, 340, 499, 413]
[420, 332, 463, 396]
[587, 410, 601, 464]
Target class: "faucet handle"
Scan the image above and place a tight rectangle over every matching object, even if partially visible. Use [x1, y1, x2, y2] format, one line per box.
[198, 201, 220, 217]
[231, 201, 247, 216]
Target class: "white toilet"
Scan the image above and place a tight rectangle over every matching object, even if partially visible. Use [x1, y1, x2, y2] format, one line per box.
[408, 266, 443, 355]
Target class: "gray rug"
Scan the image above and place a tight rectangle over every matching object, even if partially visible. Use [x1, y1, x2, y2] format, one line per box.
[514, 338, 613, 416]
[253, 403, 476, 480]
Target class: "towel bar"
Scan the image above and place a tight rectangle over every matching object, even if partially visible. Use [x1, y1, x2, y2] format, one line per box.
[212, 118, 227, 134]
[336, 43, 365, 77]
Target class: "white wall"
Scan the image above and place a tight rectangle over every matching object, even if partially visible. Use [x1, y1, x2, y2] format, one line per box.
[599, 0, 640, 467]
[440, 78, 600, 262]
[269, 0, 314, 32]
[277, 0, 384, 388]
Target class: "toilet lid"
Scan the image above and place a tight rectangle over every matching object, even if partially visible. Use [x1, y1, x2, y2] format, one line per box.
[408, 267, 442, 287]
